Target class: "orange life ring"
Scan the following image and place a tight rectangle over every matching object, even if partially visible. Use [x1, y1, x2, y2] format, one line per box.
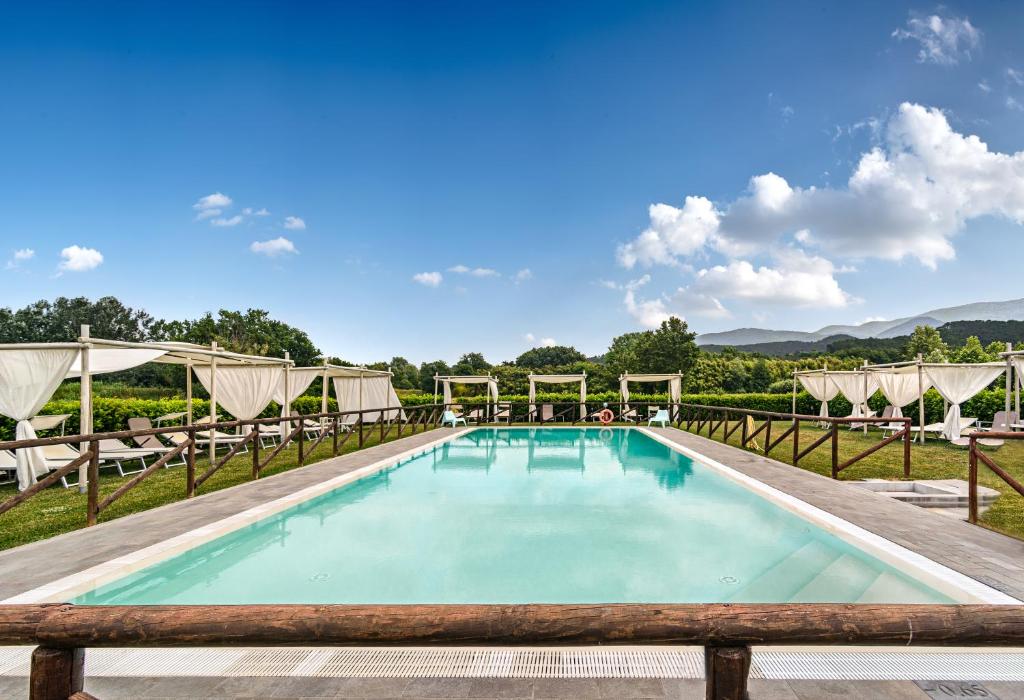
[598, 408, 614, 425]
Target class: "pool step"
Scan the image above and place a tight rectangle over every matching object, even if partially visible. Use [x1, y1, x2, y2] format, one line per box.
[788, 555, 879, 602]
[855, 572, 937, 603]
[727, 540, 839, 602]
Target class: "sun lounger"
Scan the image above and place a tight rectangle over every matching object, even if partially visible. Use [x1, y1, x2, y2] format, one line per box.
[0, 450, 16, 485]
[442, 410, 466, 427]
[909, 418, 978, 438]
[493, 402, 511, 423]
[540, 404, 554, 422]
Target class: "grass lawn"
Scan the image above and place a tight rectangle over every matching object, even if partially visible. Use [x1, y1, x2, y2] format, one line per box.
[0, 424, 440, 551]
[677, 419, 1024, 540]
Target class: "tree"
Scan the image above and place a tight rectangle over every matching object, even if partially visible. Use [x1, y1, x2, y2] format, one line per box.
[388, 357, 420, 389]
[418, 360, 451, 393]
[603, 331, 646, 378]
[637, 317, 699, 386]
[906, 325, 948, 362]
[749, 359, 773, 392]
[722, 359, 749, 393]
[515, 345, 586, 368]
[0, 296, 156, 343]
[153, 308, 321, 365]
[451, 352, 491, 375]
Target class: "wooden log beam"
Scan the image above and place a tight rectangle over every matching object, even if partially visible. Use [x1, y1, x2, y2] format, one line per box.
[0, 451, 93, 517]
[765, 422, 796, 456]
[3, 603, 1023, 648]
[98, 440, 192, 513]
[795, 429, 832, 464]
[256, 424, 305, 474]
[835, 428, 907, 474]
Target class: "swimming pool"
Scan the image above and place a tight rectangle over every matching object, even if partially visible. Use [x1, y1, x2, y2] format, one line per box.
[73, 428, 969, 605]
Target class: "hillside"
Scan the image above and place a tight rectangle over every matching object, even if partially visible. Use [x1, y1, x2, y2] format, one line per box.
[696, 298, 1024, 346]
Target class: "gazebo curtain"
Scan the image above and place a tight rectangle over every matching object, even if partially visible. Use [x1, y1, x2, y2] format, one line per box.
[193, 365, 282, 434]
[333, 375, 404, 424]
[439, 377, 498, 407]
[828, 372, 878, 418]
[528, 374, 587, 420]
[924, 364, 1005, 440]
[0, 348, 78, 491]
[619, 374, 682, 412]
[797, 373, 840, 418]
[872, 368, 931, 419]
[272, 368, 321, 436]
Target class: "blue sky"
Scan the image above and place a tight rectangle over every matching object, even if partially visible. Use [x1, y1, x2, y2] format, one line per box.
[2, 1, 1023, 364]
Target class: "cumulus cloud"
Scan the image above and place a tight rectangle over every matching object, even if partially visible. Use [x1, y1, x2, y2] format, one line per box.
[6, 248, 35, 269]
[619, 103, 1024, 270]
[250, 237, 298, 256]
[58, 245, 103, 272]
[621, 276, 732, 328]
[193, 192, 232, 211]
[691, 248, 856, 308]
[540, 337, 557, 347]
[524, 333, 536, 343]
[413, 271, 443, 287]
[448, 264, 499, 277]
[1007, 68, 1024, 86]
[514, 268, 532, 283]
[892, 11, 981, 65]
[211, 215, 244, 227]
[283, 216, 306, 230]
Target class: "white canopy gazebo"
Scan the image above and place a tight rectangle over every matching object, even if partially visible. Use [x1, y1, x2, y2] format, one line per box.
[924, 362, 1006, 441]
[1001, 345, 1022, 426]
[865, 359, 932, 443]
[793, 367, 840, 423]
[329, 366, 403, 425]
[528, 373, 586, 421]
[433, 375, 498, 411]
[793, 366, 877, 433]
[0, 326, 292, 492]
[619, 372, 683, 418]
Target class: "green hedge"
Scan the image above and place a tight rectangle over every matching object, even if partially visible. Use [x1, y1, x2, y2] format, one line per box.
[3, 389, 1009, 441]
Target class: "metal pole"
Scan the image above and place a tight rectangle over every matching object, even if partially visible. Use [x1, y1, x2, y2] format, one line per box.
[77, 325, 91, 493]
[209, 342, 218, 458]
[917, 354, 926, 445]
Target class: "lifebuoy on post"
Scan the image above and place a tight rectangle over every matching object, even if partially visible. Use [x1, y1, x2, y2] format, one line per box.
[598, 408, 614, 425]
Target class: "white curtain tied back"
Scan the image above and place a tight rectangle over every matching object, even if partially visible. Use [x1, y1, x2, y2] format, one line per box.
[0, 348, 78, 491]
[828, 372, 878, 419]
[873, 367, 931, 419]
[529, 374, 587, 420]
[924, 364, 1005, 440]
[273, 368, 321, 437]
[619, 374, 682, 413]
[797, 374, 840, 419]
[334, 376, 404, 424]
[439, 377, 498, 409]
[193, 365, 282, 434]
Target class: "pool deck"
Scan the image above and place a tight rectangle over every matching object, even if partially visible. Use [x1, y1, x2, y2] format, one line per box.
[1, 425, 1023, 699]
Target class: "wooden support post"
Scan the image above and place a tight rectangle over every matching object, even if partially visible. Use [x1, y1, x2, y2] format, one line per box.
[704, 646, 750, 700]
[252, 424, 260, 480]
[332, 417, 339, 456]
[791, 418, 800, 465]
[903, 419, 912, 478]
[186, 427, 196, 498]
[968, 436, 978, 524]
[30, 646, 84, 700]
[764, 417, 772, 452]
[830, 423, 840, 479]
[297, 418, 305, 466]
[380, 413, 385, 443]
[86, 440, 99, 526]
[358, 416, 365, 448]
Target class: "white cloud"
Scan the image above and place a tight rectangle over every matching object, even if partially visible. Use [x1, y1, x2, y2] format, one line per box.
[283, 216, 306, 230]
[413, 271, 443, 287]
[448, 264, 499, 277]
[211, 215, 244, 227]
[892, 12, 981, 65]
[1008, 96, 1024, 112]
[617, 196, 720, 267]
[5, 248, 35, 269]
[193, 192, 232, 211]
[540, 338, 557, 347]
[978, 80, 992, 93]
[194, 208, 222, 221]
[622, 275, 731, 328]
[1007, 68, 1024, 86]
[250, 237, 298, 256]
[524, 333, 536, 343]
[254, 208, 270, 216]
[514, 268, 532, 283]
[58, 245, 103, 272]
[620, 103, 1024, 270]
[692, 248, 856, 308]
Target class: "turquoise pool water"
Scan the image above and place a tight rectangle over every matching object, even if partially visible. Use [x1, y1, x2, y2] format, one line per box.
[75, 428, 953, 605]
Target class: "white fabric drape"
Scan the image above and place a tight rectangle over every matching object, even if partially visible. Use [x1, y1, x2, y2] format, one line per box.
[828, 372, 878, 418]
[619, 378, 630, 406]
[797, 373, 840, 418]
[0, 348, 78, 490]
[439, 376, 496, 409]
[65, 348, 167, 377]
[528, 374, 586, 420]
[924, 364, 1005, 440]
[333, 376, 404, 424]
[619, 374, 681, 411]
[274, 368, 321, 436]
[1012, 357, 1024, 390]
[193, 365, 282, 434]
[873, 368, 931, 419]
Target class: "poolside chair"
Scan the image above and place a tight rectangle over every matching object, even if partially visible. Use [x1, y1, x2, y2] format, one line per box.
[979, 411, 1018, 433]
[441, 410, 466, 427]
[0, 450, 16, 485]
[540, 404, 554, 422]
[910, 417, 978, 439]
[620, 407, 638, 423]
[95, 439, 159, 476]
[950, 436, 1005, 450]
[40, 443, 97, 488]
[848, 408, 877, 430]
[493, 402, 511, 424]
[647, 409, 670, 427]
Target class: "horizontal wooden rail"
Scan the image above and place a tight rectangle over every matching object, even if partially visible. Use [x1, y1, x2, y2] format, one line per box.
[5, 603, 1024, 700]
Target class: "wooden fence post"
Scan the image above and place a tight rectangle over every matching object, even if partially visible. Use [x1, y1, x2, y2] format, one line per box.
[704, 646, 750, 700]
[358, 416, 365, 448]
[86, 440, 100, 526]
[251, 424, 260, 480]
[968, 436, 978, 524]
[791, 418, 800, 466]
[332, 417, 340, 456]
[186, 428, 196, 498]
[903, 418, 912, 478]
[297, 417, 305, 466]
[830, 423, 840, 479]
[30, 646, 84, 700]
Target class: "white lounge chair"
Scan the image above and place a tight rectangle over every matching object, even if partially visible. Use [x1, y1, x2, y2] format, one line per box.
[442, 410, 466, 427]
[493, 403, 511, 424]
[647, 409, 670, 427]
[979, 411, 1018, 433]
[909, 418, 978, 439]
[0, 450, 16, 485]
[848, 408, 878, 430]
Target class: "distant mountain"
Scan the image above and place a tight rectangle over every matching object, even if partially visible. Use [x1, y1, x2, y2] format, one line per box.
[695, 298, 1024, 347]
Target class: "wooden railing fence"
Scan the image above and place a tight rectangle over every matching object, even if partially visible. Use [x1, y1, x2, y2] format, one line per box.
[969, 431, 1024, 524]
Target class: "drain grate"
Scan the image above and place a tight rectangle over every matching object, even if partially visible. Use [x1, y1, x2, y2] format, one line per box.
[1, 646, 1022, 680]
